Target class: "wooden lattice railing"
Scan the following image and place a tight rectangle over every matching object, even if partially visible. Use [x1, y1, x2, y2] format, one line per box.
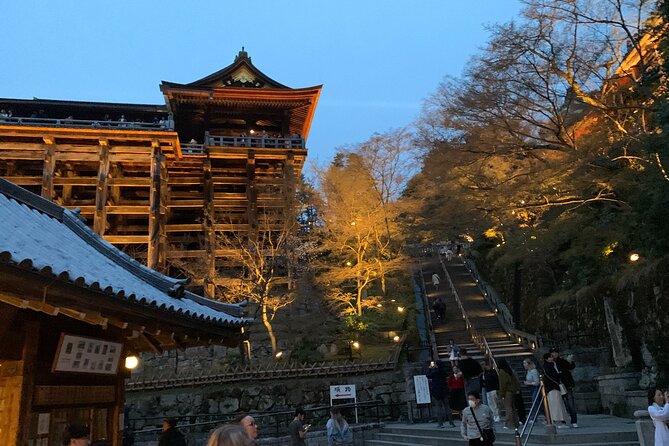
[127, 336, 406, 392]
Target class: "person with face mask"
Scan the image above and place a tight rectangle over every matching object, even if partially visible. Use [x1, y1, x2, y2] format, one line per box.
[648, 388, 669, 445]
[461, 391, 495, 445]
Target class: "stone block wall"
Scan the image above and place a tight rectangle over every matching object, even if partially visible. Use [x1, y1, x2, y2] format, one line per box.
[126, 369, 408, 434]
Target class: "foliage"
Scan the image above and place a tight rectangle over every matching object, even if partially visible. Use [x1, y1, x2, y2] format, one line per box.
[408, 0, 669, 376]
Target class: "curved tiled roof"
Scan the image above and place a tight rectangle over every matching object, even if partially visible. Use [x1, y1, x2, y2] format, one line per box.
[0, 177, 248, 329]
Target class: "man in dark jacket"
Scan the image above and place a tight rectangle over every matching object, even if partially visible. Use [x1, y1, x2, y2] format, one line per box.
[551, 347, 578, 427]
[427, 360, 456, 428]
[458, 348, 483, 395]
[158, 418, 186, 446]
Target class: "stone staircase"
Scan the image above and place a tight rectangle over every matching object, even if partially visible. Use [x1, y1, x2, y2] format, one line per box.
[422, 255, 536, 405]
[367, 418, 640, 446]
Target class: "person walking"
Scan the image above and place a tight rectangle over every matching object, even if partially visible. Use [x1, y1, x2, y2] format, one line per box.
[458, 348, 483, 395]
[648, 388, 669, 446]
[481, 361, 501, 422]
[432, 297, 446, 320]
[326, 407, 353, 446]
[542, 353, 569, 428]
[431, 272, 441, 291]
[523, 359, 543, 423]
[158, 418, 186, 446]
[427, 360, 456, 428]
[461, 391, 496, 445]
[448, 365, 468, 412]
[497, 359, 519, 430]
[551, 348, 578, 427]
[289, 408, 310, 446]
[206, 424, 255, 446]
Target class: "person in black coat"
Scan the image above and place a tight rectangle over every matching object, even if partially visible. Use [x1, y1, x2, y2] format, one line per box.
[458, 348, 483, 395]
[158, 418, 186, 446]
[551, 347, 578, 427]
[427, 360, 456, 428]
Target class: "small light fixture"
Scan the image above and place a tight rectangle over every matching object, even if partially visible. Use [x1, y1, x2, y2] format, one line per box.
[629, 253, 640, 262]
[397, 306, 405, 313]
[391, 299, 396, 302]
[345, 261, 352, 267]
[275, 351, 283, 359]
[352, 341, 360, 349]
[125, 355, 139, 370]
[393, 335, 401, 342]
[249, 129, 255, 134]
[376, 303, 383, 308]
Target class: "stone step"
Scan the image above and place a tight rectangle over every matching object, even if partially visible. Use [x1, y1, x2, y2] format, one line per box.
[379, 424, 640, 445]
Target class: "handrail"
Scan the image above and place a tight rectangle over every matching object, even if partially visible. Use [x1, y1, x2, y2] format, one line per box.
[416, 261, 439, 361]
[205, 134, 305, 149]
[439, 255, 497, 371]
[462, 256, 543, 351]
[0, 115, 173, 130]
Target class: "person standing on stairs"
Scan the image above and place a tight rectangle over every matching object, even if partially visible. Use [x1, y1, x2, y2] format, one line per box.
[481, 360, 501, 423]
[497, 359, 520, 430]
[448, 339, 460, 367]
[427, 360, 456, 428]
[458, 348, 483, 395]
[550, 348, 578, 428]
[431, 272, 441, 291]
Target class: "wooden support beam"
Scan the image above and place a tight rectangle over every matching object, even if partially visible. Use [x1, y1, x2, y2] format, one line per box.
[40, 138, 56, 200]
[247, 153, 258, 241]
[203, 157, 217, 299]
[147, 140, 166, 270]
[93, 140, 110, 235]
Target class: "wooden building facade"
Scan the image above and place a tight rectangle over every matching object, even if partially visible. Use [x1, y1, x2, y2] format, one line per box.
[0, 177, 248, 446]
[0, 50, 321, 297]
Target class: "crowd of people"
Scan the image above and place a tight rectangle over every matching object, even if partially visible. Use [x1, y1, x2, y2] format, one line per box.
[424, 345, 580, 445]
[62, 407, 351, 446]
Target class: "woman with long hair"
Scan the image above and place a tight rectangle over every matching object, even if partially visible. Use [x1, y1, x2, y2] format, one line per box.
[497, 359, 519, 430]
[542, 353, 569, 428]
[523, 359, 542, 422]
[648, 388, 669, 445]
[327, 407, 353, 446]
[206, 424, 255, 446]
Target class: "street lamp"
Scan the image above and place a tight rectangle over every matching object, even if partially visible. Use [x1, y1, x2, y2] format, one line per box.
[629, 253, 640, 262]
[397, 306, 405, 313]
[393, 335, 401, 343]
[125, 355, 139, 370]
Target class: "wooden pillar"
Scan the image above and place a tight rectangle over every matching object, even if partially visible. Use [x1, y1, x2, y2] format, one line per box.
[40, 137, 55, 200]
[16, 320, 39, 446]
[246, 153, 257, 241]
[159, 153, 168, 268]
[93, 140, 110, 236]
[147, 141, 167, 270]
[61, 166, 74, 206]
[283, 152, 295, 290]
[203, 158, 216, 299]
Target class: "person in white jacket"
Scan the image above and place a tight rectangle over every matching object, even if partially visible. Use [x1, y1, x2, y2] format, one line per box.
[648, 388, 669, 446]
[431, 272, 441, 291]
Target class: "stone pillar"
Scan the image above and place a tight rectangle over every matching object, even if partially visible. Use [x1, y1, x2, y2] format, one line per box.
[634, 409, 654, 446]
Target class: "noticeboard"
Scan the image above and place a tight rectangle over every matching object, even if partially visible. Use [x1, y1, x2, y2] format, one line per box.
[52, 334, 122, 375]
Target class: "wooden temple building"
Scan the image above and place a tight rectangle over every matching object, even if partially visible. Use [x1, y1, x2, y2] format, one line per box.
[0, 177, 248, 445]
[0, 49, 321, 297]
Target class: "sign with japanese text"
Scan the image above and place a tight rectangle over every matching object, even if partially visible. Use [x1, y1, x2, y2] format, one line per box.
[414, 375, 432, 404]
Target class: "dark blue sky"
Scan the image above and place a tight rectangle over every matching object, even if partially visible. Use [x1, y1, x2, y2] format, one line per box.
[0, 1, 523, 162]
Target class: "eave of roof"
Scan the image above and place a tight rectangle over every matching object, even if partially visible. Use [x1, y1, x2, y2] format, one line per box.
[0, 97, 168, 112]
[0, 178, 249, 330]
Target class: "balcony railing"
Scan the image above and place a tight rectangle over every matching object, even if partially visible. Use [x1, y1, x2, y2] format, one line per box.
[205, 134, 305, 149]
[0, 115, 173, 131]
